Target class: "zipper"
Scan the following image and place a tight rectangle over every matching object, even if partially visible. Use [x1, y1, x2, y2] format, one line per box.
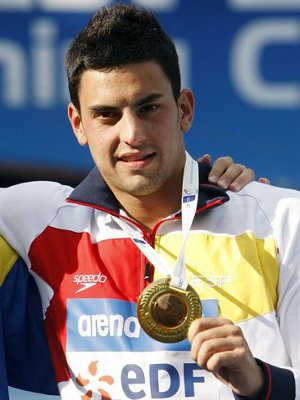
[143, 231, 155, 282]
[144, 262, 151, 281]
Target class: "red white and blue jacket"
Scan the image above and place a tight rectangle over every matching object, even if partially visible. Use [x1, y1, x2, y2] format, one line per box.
[0, 162, 299, 399]
[0, 236, 58, 399]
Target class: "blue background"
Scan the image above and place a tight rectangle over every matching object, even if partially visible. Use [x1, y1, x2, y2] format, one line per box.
[1, 0, 299, 189]
[0, 0, 299, 398]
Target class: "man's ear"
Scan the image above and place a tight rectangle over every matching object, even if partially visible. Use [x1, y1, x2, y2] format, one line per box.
[68, 102, 88, 146]
[178, 88, 195, 132]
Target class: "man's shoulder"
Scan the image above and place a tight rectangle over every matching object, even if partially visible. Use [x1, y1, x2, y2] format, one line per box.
[0, 181, 74, 247]
[1, 180, 73, 207]
[228, 181, 300, 223]
[2, 179, 72, 194]
[231, 181, 300, 202]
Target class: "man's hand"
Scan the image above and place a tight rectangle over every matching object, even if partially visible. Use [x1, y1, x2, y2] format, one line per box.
[188, 317, 264, 398]
[199, 154, 255, 192]
[199, 154, 271, 190]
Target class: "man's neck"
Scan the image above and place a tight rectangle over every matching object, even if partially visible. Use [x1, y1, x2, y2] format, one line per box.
[114, 185, 182, 232]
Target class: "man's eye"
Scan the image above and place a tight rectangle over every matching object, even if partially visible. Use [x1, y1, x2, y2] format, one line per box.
[139, 104, 159, 113]
[99, 111, 116, 119]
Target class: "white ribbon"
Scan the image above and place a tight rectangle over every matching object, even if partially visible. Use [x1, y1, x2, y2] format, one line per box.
[113, 151, 199, 291]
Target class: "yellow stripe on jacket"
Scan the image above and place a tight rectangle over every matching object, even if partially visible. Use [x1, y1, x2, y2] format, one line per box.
[154, 231, 279, 323]
[0, 236, 18, 286]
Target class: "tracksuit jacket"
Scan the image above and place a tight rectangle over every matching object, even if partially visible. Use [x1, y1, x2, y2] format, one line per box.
[0, 162, 299, 399]
[0, 236, 58, 399]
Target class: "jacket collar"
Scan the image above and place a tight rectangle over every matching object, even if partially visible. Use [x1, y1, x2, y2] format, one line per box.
[67, 162, 230, 214]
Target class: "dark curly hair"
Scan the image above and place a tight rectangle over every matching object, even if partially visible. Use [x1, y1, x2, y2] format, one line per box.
[65, 4, 181, 110]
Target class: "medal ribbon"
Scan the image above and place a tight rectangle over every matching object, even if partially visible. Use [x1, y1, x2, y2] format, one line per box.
[170, 151, 198, 290]
[112, 151, 199, 291]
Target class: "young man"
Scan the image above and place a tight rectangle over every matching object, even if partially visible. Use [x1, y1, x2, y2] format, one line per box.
[0, 160, 252, 400]
[0, 163, 254, 400]
[0, 4, 298, 399]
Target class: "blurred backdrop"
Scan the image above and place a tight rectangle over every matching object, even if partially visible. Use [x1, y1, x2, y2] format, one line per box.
[1, 0, 300, 189]
[0, 0, 299, 398]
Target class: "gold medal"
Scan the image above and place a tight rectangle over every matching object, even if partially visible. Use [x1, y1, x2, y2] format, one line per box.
[137, 277, 202, 343]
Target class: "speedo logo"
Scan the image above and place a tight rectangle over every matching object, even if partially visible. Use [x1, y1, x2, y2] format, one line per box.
[73, 273, 107, 293]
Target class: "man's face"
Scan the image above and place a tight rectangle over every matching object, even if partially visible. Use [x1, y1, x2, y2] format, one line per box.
[68, 61, 194, 199]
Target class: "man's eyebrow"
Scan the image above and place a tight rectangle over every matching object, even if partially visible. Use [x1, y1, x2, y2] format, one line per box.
[134, 93, 163, 107]
[88, 93, 163, 113]
[88, 105, 116, 114]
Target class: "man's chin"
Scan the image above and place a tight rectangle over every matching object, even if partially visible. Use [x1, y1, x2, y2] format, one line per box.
[118, 178, 163, 197]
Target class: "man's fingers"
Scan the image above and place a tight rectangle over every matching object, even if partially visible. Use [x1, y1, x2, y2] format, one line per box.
[188, 317, 233, 342]
[227, 167, 255, 192]
[210, 163, 255, 192]
[207, 156, 234, 185]
[198, 153, 212, 165]
[189, 319, 243, 369]
[194, 338, 236, 370]
[258, 177, 271, 185]
[198, 155, 258, 191]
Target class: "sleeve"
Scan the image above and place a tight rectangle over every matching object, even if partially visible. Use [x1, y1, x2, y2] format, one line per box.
[274, 197, 300, 399]
[232, 187, 300, 400]
[233, 359, 295, 400]
[0, 182, 72, 262]
[0, 290, 9, 400]
[0, 236, 59, 395]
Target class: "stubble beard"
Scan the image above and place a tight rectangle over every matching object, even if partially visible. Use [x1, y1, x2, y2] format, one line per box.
[114, 170, 170, 197]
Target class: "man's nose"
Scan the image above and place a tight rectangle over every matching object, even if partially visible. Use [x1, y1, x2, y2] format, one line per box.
[119, 112, 146, 146]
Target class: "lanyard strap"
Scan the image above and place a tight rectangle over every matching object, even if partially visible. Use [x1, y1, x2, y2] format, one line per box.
[113, 216, 172, 276]
[112, 151, 199, 291]
[170, 152, 198, 290]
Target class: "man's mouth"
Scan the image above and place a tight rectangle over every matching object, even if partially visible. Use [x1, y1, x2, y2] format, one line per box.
[119, 152, 155, 163]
